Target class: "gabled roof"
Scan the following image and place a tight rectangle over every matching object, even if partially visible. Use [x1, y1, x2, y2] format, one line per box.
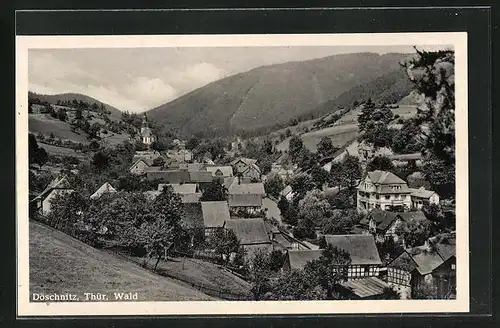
[367, 170, 407, 185]
[229, 182, 265, 195]
[397, 210, 427, 222]
[228, 194, 263, 207]
[340, 277, 389, 299]
[360, 209, 399, 231]
[189, 171, 213, 183]
[223, 218, 271, 245]
[243, 163, 261, 174]
[324, 234, 382, 265]
[140, 127, 153, 137]
[130, 158, 152, 169]
[223, 176, 237, 190]
[201, 201, 231, 228]
[410, 187, 437, 199]
[206, 166, 234, 177]
[158, 183, 197, 194]
[34, 176, 72, 201]
[388, 235, 456, 275]
[230, 157, 258, 166]
[90, 182, 117, 199]
[287, 249, 323, 270]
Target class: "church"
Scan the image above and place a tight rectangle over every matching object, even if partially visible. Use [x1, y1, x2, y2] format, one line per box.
[140, 114, 156, 146]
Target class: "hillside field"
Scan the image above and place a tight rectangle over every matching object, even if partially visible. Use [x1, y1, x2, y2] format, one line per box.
[29, 220, 215, 301]
[29, 114, 89, 143]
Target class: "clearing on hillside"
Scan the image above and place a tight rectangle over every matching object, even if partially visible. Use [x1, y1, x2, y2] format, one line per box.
[29, 220, 215, 301]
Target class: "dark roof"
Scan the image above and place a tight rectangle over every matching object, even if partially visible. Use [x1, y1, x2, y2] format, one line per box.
[360, 209, 399, 231]
[189, 171, 213, 183]
[397, 211, 427, 222]
[223, 218, 271, 245]
[388, 236, 456, 275]
[324, 234, 382, 265]
[158, 183, 197, 194]
[146, 170, 190, 183]
[201, 201, 231, 228]
[340, 277, 389, 298]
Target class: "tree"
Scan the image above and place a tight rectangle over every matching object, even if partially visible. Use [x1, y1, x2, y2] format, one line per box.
[317, 137, 335, 158]
[395, 219, 433, 248]
[185, 137, 200, 151]
[47, 191, 89, 234]
[303, 244, 351, 299]
[321, 209, 357, 235]
[264, 173, 284, 199]
[200, 180, 227, 201]
[57, 108, 68, 122]
[297, 148, 319, 171]
[257, 158, 272, 175]
[329, 155, 361, 189]
[268, 250, 286, 272]
[357, 98, 376, 131]
[402, 48, 455, 199]
[298, 189, 333, 226]
[391, 119, 423, 154]
[366, 155, 395, 172]
[91, 151, 110, 171]
[310, 165, 330, 189]
[278, 196, 299, 226]
[262, 138, 274, 155]
[209, 227, 240, 264]
[293, 216, 316, 239]
[381, 287, 401, 300]
[289, 174, 315, 203]
[376, 237, 405, 265]
[360, 122, 397, 149]
[289, 135, 304, 159]
[28, 134, 49, 168]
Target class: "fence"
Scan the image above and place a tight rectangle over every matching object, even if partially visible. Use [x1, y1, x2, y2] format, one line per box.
[115, 251, 252, 301]
[32, 215, 253, 301]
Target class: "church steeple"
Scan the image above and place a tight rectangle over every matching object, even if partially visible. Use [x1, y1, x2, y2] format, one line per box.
[141, 113, 149, 134]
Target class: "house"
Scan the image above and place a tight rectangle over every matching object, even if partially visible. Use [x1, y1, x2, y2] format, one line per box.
[31, 176, 74, 216]
[284, 234, 388, 299]
[242, 163, 262, 181]
[356, 170, 413, 213]
[285, 234, 383, 279]
[223, 218, 273, 259]
[230, 158, 258, 175]
[129, 159, 151, 175]
[140, 114, 156, 146]
[387, 233, 456, 299]
[205, 166, 234, 178]
[201, 201, 231, 233]
[228, 182, 265, 214]
[90, 182, 117, 200]
[146, 170, 191, 184]
[189, 171, 214, 190]
[356, 209, 428, 242]
[410, 187, 440, 209]
[167, 149, 193, 163]
[266, 223, 311, 251]
[158, 183, 198, 194]
[279, 185, 294, 201]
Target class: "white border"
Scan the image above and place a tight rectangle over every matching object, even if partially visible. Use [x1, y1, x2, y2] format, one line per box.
[16, 32, 469, 316]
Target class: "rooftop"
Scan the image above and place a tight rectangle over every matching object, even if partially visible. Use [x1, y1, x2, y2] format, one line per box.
[90, 182, 117, 200]
[229, 182, 265, 195]
[324, 234, 382, 265]
[201, 201, 231, 228]
[224, 218, 271, 245]
[367, 170, 407, 185]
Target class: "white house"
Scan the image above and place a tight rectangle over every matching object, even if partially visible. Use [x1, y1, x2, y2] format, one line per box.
[410, 187, 440, 209]
[357, 170, 412, 213]
[32, 176, 74, 216]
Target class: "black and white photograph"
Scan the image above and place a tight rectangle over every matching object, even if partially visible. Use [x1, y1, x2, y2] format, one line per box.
[16, 32, 469, 316]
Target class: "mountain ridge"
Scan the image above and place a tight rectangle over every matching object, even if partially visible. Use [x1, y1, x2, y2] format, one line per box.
[146, 52, 413, 138]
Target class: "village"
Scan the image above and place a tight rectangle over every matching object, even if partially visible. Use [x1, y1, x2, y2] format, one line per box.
[27, 48, 456, 302]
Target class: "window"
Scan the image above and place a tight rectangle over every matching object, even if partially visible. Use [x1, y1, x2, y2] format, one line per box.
[387, 268, 410, 286]
[385, 195, 390, 200]
[451, 264, 456, 270]
[375, 195, 380, 199]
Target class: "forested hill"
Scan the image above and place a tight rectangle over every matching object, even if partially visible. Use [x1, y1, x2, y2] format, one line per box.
[146, 52, 413, 138]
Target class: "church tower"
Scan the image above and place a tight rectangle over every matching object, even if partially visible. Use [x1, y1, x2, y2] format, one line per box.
[140, 114, 156, 146]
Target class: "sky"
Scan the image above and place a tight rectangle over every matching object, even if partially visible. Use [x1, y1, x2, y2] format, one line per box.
[28, 45, 449, 113]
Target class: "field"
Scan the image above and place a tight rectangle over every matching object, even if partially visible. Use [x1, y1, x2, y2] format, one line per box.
[129, 254, 252, 299]
[276, 123, 359, 153]
[38, 143, 88, 159]
[29, 114, 89, 143]
[29, 220, 215, 301]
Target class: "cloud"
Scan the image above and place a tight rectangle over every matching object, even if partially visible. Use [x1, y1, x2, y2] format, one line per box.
[126, 77, 178, 110]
